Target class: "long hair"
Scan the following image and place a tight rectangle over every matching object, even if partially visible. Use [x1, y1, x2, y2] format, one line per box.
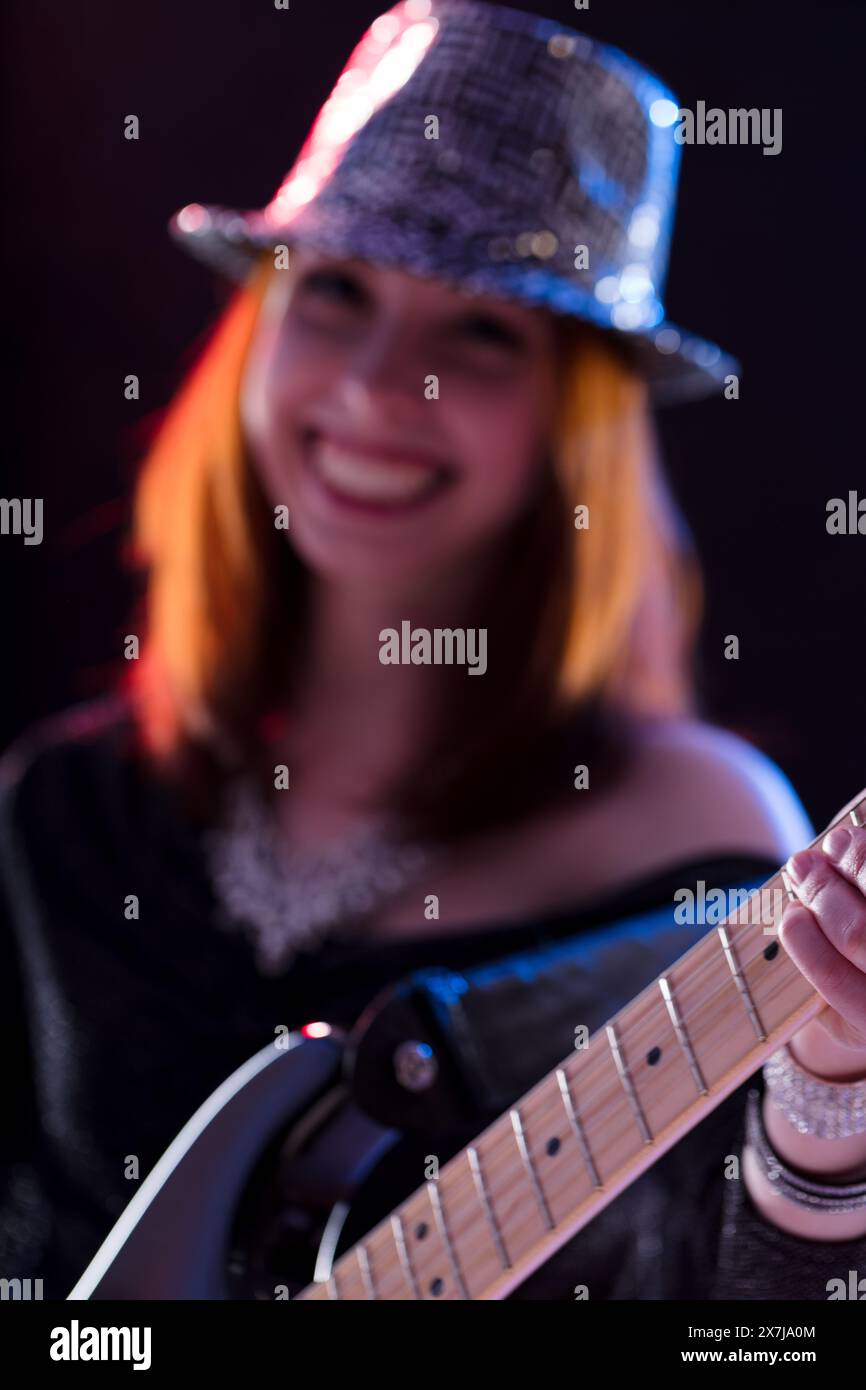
[123, 256, 703, 839]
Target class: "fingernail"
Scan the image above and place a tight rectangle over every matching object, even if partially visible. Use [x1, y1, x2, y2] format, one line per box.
[787, 850, 813, 884]
[822, 826, 851, 861]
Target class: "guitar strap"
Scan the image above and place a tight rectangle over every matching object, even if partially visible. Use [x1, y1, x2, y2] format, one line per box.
[345, 868, 775, 1137]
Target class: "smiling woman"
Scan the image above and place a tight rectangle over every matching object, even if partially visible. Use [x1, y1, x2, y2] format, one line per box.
[240, 248, 565, 570]
[129, 246, 691, 843]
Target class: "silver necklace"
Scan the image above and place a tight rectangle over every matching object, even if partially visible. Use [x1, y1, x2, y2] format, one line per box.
[202, 775, 432, 976]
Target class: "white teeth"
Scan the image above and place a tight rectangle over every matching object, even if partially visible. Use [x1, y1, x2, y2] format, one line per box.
[312, 441, 441, 502]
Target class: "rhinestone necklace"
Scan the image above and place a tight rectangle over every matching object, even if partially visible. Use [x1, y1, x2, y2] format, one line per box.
[202, 775, 432, 976]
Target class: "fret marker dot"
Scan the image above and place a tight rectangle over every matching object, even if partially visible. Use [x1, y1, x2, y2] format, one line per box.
[546, 1136, 561, 1156]
[647, 1046, 662, 1066]
[415, 1222, 429, 1240]
[764, 942, 779, 961]
[430, 1277, 444, 1296]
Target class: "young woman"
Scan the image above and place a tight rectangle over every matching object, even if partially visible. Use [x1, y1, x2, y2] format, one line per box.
[2, 0, 865, 1301]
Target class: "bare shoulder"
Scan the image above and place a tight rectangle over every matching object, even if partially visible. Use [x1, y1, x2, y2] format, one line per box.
[371, 716, 818, 936]
[626, 716, 815, 862]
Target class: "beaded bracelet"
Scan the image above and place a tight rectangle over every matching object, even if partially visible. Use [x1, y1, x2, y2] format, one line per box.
[744, 1088, 866, 1213]
[762, 1043, 866, 1139]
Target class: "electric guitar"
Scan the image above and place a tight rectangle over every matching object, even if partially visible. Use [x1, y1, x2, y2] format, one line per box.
[67, 787, 866, 1301]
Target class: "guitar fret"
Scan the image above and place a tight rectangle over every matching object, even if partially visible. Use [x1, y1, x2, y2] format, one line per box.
[467, 1145, 510, 1270]
[658, 976, 707, 1095]
[289, 788, 866, 1304]
[606, 1023, 652, 1144]
[356, 1243, 376, 1300]
[717, 924, 766, 1041]
[780, 867, 798, 905]
[510, 1106, 555, 1230]
[427, 1180, 468, 1299]
[391, 1213, 420, 1299]
[555, 1066, 602, 1188]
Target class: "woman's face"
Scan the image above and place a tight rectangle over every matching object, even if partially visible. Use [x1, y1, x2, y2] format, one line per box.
[240, 248, 562, 585]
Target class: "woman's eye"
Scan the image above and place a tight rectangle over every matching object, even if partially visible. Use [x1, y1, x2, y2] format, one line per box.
[458, 315, 522, 351]
[296, 270, 364, 307]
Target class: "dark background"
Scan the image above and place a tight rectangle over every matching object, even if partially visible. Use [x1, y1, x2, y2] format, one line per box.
[2, 0, 863, 830]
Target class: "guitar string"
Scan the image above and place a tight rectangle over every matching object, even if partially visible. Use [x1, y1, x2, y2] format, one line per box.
[434, 966, 802, 1187]
[378, 856, 845, 1159]
[326, 845, 848, 1192]
[448, 944, 816, 1182]
[477, 817, 863, 1135]
[320, 956, 822, 1297]
[273, 900, 789, 1297]
[304, 814, 866, 1298]
[429, 916, 810, 1170]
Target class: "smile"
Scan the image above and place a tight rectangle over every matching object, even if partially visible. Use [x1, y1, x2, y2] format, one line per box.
[300, 429, 454, 514]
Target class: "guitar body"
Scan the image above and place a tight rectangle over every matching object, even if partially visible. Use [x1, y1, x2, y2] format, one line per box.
[69, 1031, 410, 1300]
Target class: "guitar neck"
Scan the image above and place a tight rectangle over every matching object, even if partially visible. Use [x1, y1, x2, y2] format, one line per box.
[298, 792, 866, 1301]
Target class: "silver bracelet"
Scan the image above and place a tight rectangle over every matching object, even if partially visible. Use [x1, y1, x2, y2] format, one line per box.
[762, 1043, 866, 1139]
[745, 1089, 866, 1213]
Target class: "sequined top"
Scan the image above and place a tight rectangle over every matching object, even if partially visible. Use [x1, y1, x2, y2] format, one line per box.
[1, 696, 864, 1300]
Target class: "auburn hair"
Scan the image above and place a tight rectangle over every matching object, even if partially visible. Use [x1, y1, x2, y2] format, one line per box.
[122, 256, 703, 840]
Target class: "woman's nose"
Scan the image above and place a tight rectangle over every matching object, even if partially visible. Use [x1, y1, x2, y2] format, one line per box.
[341, 322, 426, 403]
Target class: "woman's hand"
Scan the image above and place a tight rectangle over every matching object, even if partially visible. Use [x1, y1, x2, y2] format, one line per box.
[740, 822, 866, 1241]
[781, 823, 866, 1079]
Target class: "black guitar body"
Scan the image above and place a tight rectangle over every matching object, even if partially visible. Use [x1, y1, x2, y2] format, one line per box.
[225, 1053, 462, 1300]
[229, 1107, 461, 1300]
[71, 1032, 423, 1300]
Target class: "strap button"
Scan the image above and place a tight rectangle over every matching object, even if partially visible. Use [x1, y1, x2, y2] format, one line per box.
[393, 1039, 438, 1092]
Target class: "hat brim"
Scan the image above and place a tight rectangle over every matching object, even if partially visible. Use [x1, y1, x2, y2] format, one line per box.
[170, 203, 739, 407]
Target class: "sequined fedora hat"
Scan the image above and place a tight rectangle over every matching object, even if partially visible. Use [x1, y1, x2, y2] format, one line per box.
[170, 0, 738, 404]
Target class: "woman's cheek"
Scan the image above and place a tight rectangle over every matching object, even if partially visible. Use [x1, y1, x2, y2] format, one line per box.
[242, 342, 311, 457]
[453, 402, 549, 507]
